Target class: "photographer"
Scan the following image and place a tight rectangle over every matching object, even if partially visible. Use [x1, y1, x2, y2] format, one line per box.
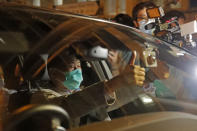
[132, 1, 157, 34]
[132, 2, 183, 43]
[130, 2, 176, 99]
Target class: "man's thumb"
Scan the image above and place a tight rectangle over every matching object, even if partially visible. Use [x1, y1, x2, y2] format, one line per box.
[130, 50, 137, 66]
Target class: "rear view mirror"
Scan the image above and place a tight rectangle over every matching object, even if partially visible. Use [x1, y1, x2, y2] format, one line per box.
[86, 46, 108, 59]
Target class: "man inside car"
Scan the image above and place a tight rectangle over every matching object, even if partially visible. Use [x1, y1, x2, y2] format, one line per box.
[49, 53, 83, 96]
[43, 48, 145, 127]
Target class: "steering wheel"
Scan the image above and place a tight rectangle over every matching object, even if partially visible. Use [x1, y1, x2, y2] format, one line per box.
[3, 104, 70, 131]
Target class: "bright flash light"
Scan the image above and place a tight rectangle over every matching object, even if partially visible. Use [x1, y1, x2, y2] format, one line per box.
[139, 94, 153, 104]
[176, 52, 184, 56]
[142, 97, 153, 104]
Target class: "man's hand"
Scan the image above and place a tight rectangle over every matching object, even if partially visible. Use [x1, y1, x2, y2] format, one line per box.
[104, 51, 146, 95]
[108, 50, 121, 76]
[123, 51, 145, 86]
[108, 50, 119, 66]
[130, 65, 146, 86]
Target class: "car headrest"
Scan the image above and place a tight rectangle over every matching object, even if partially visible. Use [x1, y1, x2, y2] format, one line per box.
[40, 54, 50, 81]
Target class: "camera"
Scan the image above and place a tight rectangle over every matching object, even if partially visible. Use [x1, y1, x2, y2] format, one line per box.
[145, 7, 180, 41]
[146, 7, 165, 18]
[142, 47, 157, 68]
[145, 7, 197, 50]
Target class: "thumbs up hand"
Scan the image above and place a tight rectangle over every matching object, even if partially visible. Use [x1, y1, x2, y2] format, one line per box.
[123, 51, 146, 86]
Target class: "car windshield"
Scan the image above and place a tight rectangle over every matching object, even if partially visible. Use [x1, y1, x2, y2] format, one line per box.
[1, 4, 197, 131]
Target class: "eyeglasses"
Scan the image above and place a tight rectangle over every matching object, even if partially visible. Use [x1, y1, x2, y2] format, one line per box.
[137, 17, 148, 22]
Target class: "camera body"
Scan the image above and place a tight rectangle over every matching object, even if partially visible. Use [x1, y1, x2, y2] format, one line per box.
[143, 47, 157, 68]
[146, 7, 180, 40]
[146, 7, 197, 49]
[146, 7, 165, 19]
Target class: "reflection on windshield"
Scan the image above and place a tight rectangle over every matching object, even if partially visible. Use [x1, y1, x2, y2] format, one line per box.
[2, 6, 197, 130]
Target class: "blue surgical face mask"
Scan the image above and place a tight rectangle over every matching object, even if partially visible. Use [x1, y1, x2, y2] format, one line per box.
[63, 69, 83, 90]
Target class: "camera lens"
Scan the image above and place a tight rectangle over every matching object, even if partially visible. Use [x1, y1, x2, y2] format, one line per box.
[147, 55, 156, 65]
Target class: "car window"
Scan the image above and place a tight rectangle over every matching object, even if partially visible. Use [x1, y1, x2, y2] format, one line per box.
[2, 5, 197, 131]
